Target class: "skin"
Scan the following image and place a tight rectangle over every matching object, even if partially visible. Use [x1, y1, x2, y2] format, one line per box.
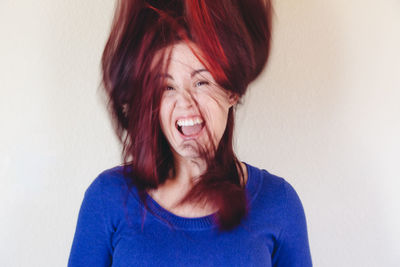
[149, 42, 247, 217]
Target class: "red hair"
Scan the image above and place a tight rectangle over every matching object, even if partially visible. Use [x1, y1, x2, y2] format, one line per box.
[102, 0, 273, 231]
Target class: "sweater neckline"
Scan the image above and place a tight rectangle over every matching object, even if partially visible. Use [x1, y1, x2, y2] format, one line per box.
[144, 162, 262, 230]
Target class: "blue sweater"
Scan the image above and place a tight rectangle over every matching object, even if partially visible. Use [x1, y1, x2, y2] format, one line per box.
[68, 163, 312, 266]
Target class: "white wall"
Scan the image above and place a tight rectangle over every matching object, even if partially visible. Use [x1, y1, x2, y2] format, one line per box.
[0, 0, 399, 266]
[237, 0, 400, 266]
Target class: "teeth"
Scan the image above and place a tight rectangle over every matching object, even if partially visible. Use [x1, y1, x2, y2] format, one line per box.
[177, 117, 203, 127]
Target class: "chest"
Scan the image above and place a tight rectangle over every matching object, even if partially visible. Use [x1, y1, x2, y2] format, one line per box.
[110, 222, 274, 267]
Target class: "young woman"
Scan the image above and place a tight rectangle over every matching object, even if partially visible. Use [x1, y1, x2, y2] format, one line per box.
[69, 0, 312, 266]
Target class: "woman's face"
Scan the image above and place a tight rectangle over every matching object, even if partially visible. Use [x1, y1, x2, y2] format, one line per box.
[159, 42, 237, 161]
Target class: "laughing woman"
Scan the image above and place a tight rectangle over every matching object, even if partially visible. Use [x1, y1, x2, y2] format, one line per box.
[68, 0, 312, 266]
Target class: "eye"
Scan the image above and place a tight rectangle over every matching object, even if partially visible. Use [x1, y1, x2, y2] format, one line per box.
[195, 81, 209, 87]
[165, 86, 175, 91]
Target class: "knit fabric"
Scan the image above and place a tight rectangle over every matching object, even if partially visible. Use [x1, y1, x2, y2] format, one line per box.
[68, 163, 312, 266]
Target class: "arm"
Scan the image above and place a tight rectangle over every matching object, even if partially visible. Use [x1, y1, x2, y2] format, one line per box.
[272, 181, 313, 267]
[68, 177, 113, 267]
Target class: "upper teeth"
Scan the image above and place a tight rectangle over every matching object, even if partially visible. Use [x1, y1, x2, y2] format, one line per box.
[177, 118, 203, 127]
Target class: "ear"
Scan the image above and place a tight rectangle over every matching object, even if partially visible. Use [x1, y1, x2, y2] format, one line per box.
[228, 92, 239, 107]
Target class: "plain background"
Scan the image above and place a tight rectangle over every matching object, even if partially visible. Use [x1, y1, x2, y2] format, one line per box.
[1, 0, 399, 266]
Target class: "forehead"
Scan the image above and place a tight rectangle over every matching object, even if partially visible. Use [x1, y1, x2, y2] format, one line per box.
[165, 42, 207, 73]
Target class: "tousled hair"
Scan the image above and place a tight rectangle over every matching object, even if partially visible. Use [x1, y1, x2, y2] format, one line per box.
[102, 0, 273, 231]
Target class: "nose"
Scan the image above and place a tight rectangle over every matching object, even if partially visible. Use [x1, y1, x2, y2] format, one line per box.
[177, 89, 195, 109]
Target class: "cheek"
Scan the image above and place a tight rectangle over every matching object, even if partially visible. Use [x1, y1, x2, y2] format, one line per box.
[159, 98, 173, 133]
[200, 96, 231, 138]
[214, 108, 230, 135]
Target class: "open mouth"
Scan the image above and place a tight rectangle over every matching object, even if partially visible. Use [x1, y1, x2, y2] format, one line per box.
[176, 117, 205, 137]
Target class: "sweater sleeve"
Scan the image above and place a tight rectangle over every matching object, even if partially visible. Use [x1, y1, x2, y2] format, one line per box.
[68, 177, 113, 267]
[272, 180, 313, 267]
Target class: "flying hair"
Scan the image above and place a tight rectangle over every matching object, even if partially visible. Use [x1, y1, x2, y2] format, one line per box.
[101, 0, 273, 231]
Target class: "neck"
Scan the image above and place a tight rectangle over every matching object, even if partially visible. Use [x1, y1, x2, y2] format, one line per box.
[172, 155, 207, 186]
[146, 155, 208, 213]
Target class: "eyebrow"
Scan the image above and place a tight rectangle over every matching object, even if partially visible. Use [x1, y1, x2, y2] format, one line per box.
[190, 69, 209, 78]
[161, 69, 209, 81]
[160, 73, 174, 80]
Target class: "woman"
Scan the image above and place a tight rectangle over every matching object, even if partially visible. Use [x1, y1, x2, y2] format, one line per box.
[69, 0, 312, 266]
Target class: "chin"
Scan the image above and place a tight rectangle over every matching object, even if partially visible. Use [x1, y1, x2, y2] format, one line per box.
[178, 143, 203, 159]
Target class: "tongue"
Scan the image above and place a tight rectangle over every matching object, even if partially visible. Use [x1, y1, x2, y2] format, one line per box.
[181, 124, 203, 136]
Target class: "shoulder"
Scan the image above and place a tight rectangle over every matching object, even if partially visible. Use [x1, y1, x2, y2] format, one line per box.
[69, 166, 129, 265]
[246, 163, 301, 202]
[84, 165, 132, 206]
[78, 165, 139, 228]
[263, 169, 304, 212]
[246, 163, 312, 265]
[90, 165, 128, 187]
[245, 163, 307, 224]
